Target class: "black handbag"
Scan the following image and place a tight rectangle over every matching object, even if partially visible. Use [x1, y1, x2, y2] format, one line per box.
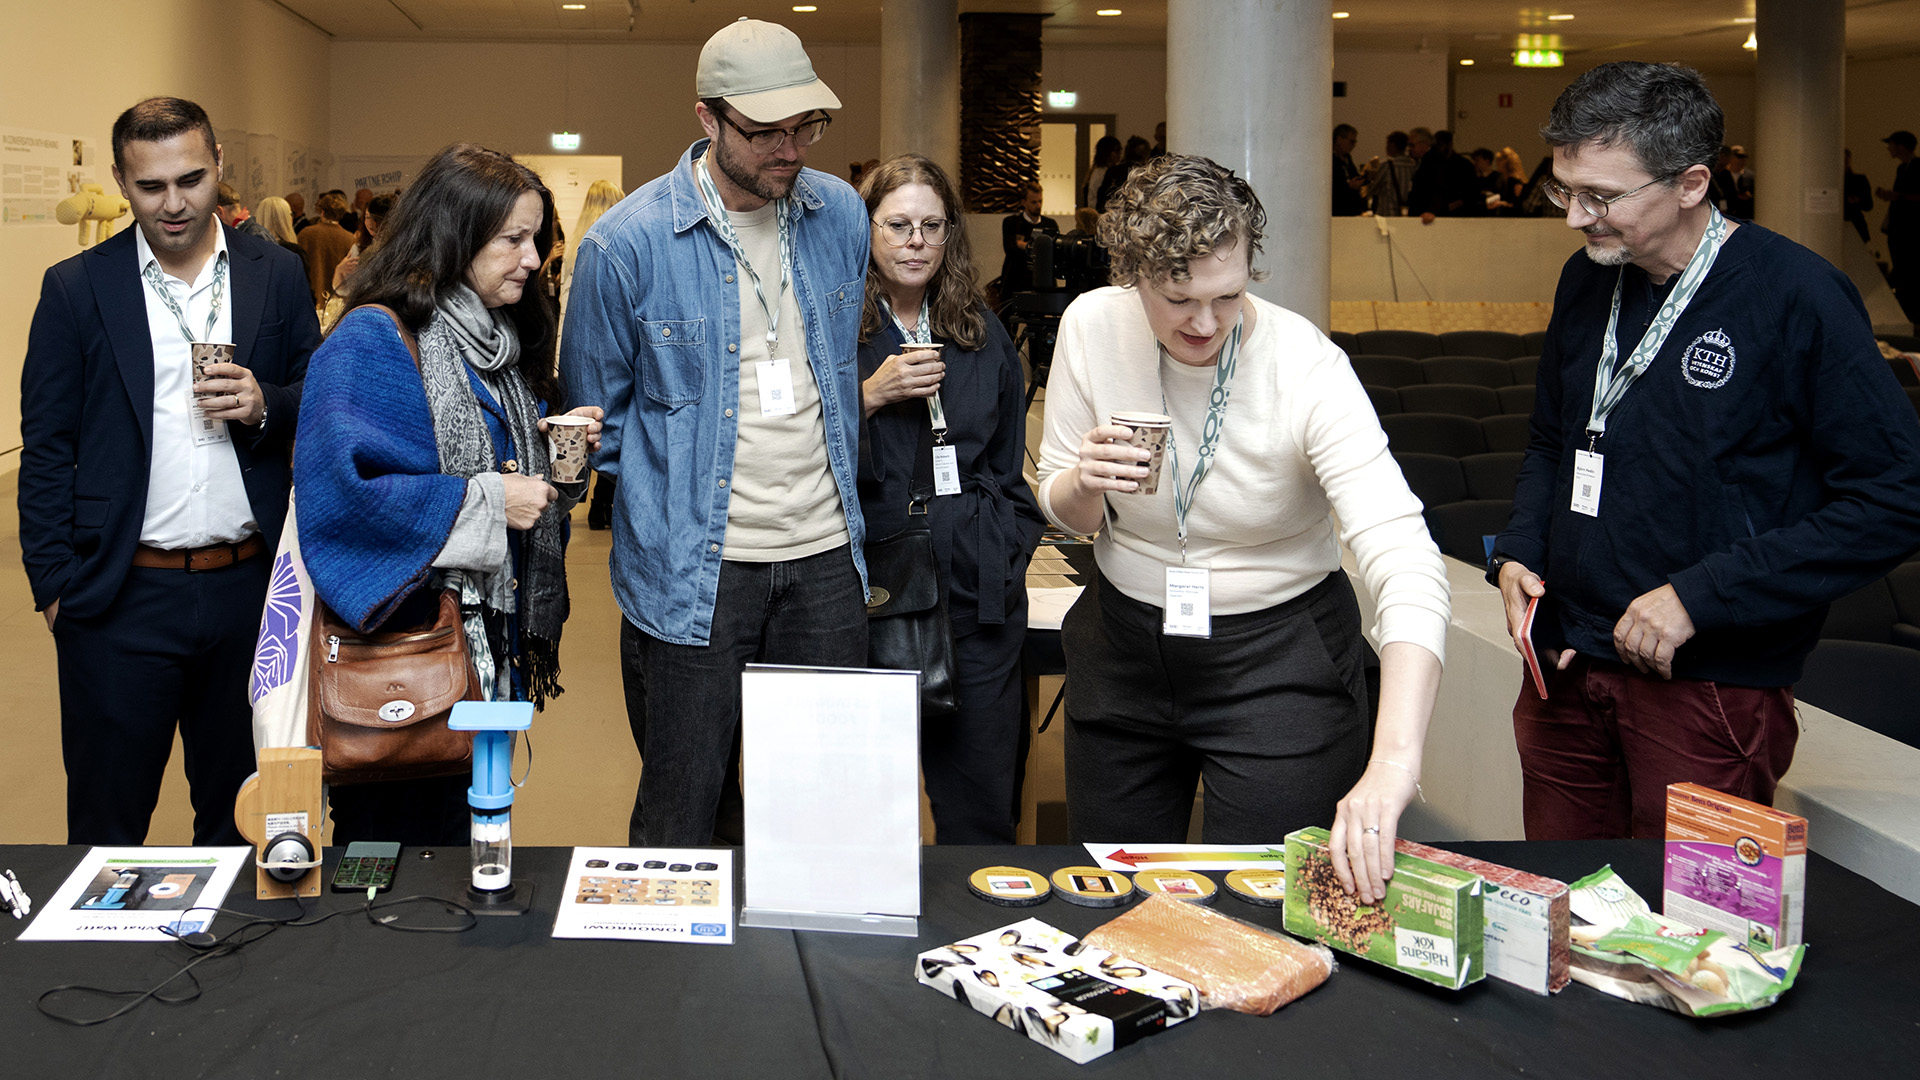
[864, 419, 959, 719]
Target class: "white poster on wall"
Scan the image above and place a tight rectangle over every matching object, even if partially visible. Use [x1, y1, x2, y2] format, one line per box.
[335, 155, 428, 197]
[283, 144, 309, 205]
[246, 134, 279, 209]
[1, 126, 94, 227]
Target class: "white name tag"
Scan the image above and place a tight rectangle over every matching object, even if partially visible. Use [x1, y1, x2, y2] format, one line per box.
[191, 396, 230, 447]
[1571, 449, 1603, 517]
[757, 357, 796, 417]
[1163, 565, 1212, 638]
[931, 443, 961, 496]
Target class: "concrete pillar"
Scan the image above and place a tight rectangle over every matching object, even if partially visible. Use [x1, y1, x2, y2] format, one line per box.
[880, 0, 961, 182]
[1168, 0, 1331, 327]
[1754, 0, 1846, 265]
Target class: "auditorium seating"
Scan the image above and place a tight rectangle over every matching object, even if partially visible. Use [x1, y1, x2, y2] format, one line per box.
[1351, 354, 1425, 387]
[1497, 384, 1536, 413]
[1523, 330, 1549, 354]
[1461, 452, 1526, 500]
[1796, 640, 1920, 750]
[1423, 355, 1517, 388]
[1426, 500, 1515, 563]
[1380, 413, 1486, 457]
[1392, 451, 1468, 509]
[1399, 384, 1503, 418]
[1510, 356, 1539, 383]
[1365, 384, 1401, 416]
[1357, 329, 1444, 359]
[1439, 330, 1529, 359]
[1481, 413, 1532, 452]
[1330, 330, 1361, 355]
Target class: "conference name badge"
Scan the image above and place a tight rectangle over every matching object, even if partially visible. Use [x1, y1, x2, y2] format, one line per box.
[932, 444, 961, 496]
[757, 357, 796, 417]
[1163, 565, 1211, 638]
[1571, 449, 1603, 517]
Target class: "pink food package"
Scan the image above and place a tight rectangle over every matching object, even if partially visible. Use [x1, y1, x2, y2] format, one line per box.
[1663, 783, 1806, 950]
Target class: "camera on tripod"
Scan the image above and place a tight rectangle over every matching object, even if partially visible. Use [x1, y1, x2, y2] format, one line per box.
[1004, 233, 1110, 408]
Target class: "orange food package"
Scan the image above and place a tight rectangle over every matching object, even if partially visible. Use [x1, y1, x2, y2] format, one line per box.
[1082, 893, 1335, 1015]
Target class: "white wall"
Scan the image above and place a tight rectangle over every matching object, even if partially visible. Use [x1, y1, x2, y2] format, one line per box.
[328, 40, 884, 194]
[1451, 61, 1756, 169]
[0, 0, 331, 474]
[1332, 50, 1451, 157]
[1040, 45, 1168, 150]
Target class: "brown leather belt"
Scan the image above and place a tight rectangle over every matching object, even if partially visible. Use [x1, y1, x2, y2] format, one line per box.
[132, 535, 267, 572]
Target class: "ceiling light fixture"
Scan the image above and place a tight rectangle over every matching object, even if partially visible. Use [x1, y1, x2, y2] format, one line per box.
[1333, 11, 1351, 18]
[1548, 13, 1575, 20]
[1459, 59, 1475, 66]
[1096, 8, 1123, 15]
[792, 5, 818, 11]
[561, 3, 585, 9]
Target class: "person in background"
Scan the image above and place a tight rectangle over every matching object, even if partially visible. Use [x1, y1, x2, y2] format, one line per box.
[1723, 145, 1755, 218]
[1469, 148, 1511, 214]
[1064, 207, 1100, 240]
[295, 143, 601, 844]
[1843, 149, 1874, 244]
[215, 182, 272, 241]
[1333, 124, 1367, 217]
[855, 154, 1045, 843]
[20, 96, 315, 845]
[562, 177, 628, 532]
[297, 190, 354, 304]
[1411, 130, 1477, 223]
[1151, 121, 1167, 159]
[323, 193, 395, 330]
[1878, 130, 1920, 330]
[560, 18, 870, 848]
[254, 195, 305, 259]
[1368, 131, 1416, 218]
[1085, 136, 1123, 212]
[1494, 147, 1530, 212]
[286, 191, 311, 232]
[1037, 155, 1450, 902]
[1000, 180, 1059, 295]
[1491, 62, 1920, 841]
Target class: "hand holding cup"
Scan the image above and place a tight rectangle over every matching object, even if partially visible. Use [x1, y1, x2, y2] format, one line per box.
[861, 344, 945, 417]
[1073, 422, 1153, 496]
[539, 406, 604, 484]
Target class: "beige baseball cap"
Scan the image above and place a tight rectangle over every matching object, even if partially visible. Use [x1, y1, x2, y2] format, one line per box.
[697, 18, 842, 123]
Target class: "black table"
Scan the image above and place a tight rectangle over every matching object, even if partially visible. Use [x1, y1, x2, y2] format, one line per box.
[3, 842, 1912, 1078]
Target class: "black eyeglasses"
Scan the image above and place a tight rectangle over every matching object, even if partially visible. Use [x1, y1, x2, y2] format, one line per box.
[1541, 170, 1680, 218]
[872, 218, 951, 246]
[715, 110, 832, 152]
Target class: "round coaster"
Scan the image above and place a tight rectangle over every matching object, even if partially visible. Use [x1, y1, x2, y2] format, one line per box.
[1223, 868, 1287, 907]
[1132, 868, 1217, 904]
[968, 866, 1051, 907]
[1050, 866, 1135, 908]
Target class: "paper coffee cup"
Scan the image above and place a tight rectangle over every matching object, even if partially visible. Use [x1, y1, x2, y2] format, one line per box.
[1110, 410, 1172, 495]
[545, 415, 594, 484]
[191, 342, 235, 399]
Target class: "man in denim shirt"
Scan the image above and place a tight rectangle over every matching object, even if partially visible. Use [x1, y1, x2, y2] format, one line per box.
[561, 19, 870, 846]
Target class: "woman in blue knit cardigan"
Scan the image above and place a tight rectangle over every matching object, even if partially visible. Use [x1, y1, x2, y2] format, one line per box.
[295, 144, 601, 844]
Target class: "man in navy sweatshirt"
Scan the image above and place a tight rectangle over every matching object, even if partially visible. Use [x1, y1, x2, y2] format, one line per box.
[1489, 62, 1920, 840]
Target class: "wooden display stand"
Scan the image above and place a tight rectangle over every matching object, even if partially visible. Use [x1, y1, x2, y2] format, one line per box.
[233, 747, 325, 899]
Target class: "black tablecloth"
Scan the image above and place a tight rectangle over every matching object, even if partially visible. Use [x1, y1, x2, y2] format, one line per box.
[2, 841, 1913, 1078]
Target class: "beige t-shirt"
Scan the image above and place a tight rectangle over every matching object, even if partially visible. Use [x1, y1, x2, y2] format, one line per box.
[718, 197, 849, 561]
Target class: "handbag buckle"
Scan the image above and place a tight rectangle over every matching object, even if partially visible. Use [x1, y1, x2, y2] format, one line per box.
[908, 498, 929, 517]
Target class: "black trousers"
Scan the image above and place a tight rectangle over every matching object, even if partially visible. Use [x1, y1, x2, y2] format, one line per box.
[54, 557, 270, 845]
[1061, 568, 1371, 844]
[922, 614, 1028, 844]
[622, 545, 868, 848]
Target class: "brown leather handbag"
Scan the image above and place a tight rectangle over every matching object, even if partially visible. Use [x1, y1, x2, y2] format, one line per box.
[307, 589, 480, 784]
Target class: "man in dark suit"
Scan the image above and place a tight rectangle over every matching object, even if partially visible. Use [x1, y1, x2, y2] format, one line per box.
[19, 98, 316, 845]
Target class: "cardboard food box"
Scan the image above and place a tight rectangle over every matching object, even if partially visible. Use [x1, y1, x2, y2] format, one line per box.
[1283, 826, 1485, 990]
[1397, 839, 1570, 994]
[1663, 783, 1806, 949]
[914, 918, 1199, 1064]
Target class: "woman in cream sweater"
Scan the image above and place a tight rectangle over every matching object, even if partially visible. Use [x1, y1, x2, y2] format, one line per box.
[1037, 155, 1450, 904]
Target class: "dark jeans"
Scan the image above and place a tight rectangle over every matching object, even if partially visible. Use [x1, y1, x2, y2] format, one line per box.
[924, 615, 1027, 844]
[1061, 568, 1371, 844]
[622, 545, 868, 847]
[1512, 655, 1799, 840]
[54, 558, 270, 845]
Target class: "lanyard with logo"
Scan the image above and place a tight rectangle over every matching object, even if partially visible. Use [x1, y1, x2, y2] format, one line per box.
[694, 153, 802, 421]
[142, 253, 228, 346]
[144, 252, 231, 447]
[1156, 313, 1244, 637]
[1570, 207, 1728, 518]
[880, 294, 959, 496]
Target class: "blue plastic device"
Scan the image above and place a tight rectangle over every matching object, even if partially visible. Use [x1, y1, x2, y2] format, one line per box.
[448, 701, 534, 813]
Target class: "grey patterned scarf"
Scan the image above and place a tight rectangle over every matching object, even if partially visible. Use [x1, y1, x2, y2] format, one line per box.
[418, 283, 567, 707]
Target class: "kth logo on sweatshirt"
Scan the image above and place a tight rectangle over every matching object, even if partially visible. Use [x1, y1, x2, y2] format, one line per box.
[1680, 328, 1736, 389]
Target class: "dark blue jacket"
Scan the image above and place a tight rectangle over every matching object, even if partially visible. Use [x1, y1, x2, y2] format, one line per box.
[18, 224, 314, 619]
[1492, 222, 1920, 685]
[856, 309, 1044, 636]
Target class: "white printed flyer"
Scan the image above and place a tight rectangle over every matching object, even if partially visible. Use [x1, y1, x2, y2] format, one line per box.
[18, 847, 249, 942]
[1082, 842, 1288, 873]
[550, 847, 734, 945]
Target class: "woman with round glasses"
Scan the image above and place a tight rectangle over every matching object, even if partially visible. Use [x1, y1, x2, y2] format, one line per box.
[855, 155, 1046, 844]
[1037, 156, 1450, 904]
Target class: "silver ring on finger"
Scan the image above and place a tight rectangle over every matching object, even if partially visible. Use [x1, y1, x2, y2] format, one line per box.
[1363, 826, 1381, 835]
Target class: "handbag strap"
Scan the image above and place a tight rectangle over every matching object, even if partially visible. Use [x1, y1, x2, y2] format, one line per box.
[907, 407, 936, 518]
[363, 303, 422, 371]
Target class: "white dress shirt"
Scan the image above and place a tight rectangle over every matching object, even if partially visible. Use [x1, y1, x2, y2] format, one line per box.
[134, 225, 257, 548]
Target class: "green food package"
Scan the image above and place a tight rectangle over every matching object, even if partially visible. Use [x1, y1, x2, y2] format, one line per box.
[1283, 827, 1485, 989]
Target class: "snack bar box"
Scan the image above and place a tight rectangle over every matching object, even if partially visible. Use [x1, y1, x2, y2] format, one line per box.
[1283, 826, 1486, 990]
[915, 918, 1199, 1064]
[1663, 783, 1806, 949]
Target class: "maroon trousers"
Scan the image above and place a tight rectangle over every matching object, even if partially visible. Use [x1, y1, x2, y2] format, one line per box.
[1512, 655, 1799, 840]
